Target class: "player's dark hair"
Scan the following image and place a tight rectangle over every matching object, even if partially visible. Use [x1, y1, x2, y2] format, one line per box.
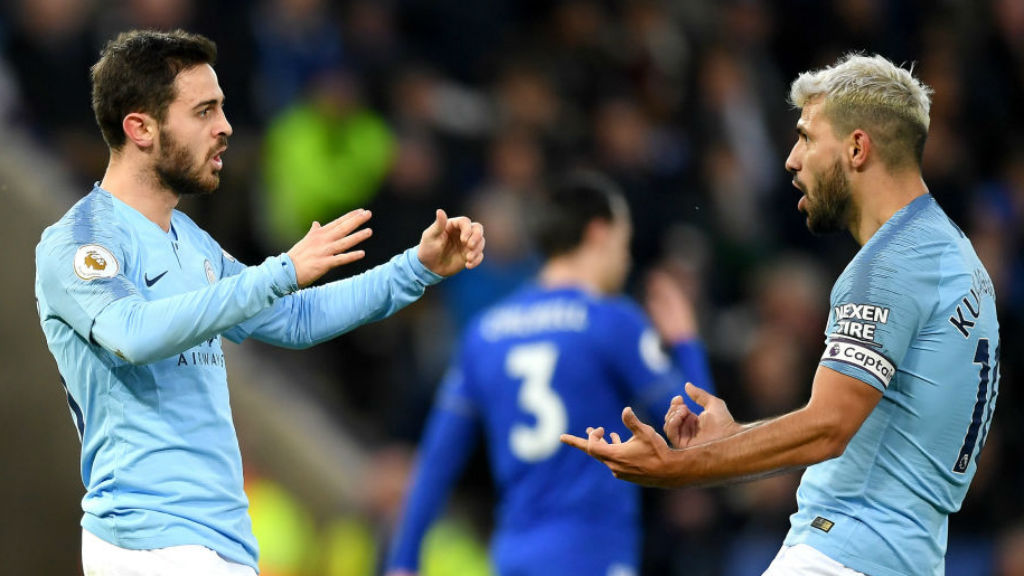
[535, 170, 626, 258]
[91, 29, 217, 150]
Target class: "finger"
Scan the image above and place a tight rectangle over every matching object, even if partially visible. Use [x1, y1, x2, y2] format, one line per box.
[465, 251, 484, 269]
[432, 209, 448, 236]
[328, 227, 373, 254]
[685, 382, 715, 409]
[329, 250, 366, 267]
[445, 216, 472, 243]
[664, 395, 684, 422]
[621, 406, 647, 436]
[323, 208, 368, 230]
[610, 432, 622, 444]
[560, 434, 589, 452]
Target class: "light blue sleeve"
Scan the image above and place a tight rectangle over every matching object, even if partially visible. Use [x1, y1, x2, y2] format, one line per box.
[819, 249, 928, 392]
[89, 254, 299, 364]
[35, 226, 136, 341]
[227, 247, 443, 348]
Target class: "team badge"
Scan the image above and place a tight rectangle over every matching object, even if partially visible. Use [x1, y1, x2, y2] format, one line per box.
[204, 259, 217, 284]
[74, 244, 119, 281]
[640, 328, 671, 372]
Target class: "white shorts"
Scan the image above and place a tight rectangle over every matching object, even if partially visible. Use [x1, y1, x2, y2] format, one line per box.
[762, 544, 867, 576]
[82, 529, 257, 576]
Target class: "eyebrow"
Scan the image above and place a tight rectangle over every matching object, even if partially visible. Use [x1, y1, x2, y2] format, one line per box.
[192, 97, 224, 111]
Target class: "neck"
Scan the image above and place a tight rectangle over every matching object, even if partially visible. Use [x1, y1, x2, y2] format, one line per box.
[538, 253, 605, 295]
[100, 152, 180, 232]
[849, 168, 929, 246]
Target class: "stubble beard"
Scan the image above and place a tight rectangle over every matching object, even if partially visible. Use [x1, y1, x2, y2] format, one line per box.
[803, 159, 853, 235]
[155, 129, 220, 197]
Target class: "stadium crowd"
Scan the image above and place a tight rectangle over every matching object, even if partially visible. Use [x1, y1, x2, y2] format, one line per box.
[3, 0, 1022, 574]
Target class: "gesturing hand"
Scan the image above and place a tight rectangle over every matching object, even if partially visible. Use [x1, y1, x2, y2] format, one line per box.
[287, 209, 374, 288]
[644, 267, 699, 343]
[663, 383, 740, 449]
[560, 407, 679, 488]
[416, 209, 485, 276]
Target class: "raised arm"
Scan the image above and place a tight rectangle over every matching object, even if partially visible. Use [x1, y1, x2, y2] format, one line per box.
[88, 210, 373, 363]
[231, 209, 485, 348]
[562, 365, 882, 488]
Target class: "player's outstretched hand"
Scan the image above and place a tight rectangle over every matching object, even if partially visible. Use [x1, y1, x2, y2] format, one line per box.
[416, 209, 485, 277]
[645, 267, 698, 343]
[287, 209, 374, 288]
[664, 383, 741, 449]
[560, 408, 679, 488]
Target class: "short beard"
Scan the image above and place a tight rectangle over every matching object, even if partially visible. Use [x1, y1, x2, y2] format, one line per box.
[804, 159, 853, 235]
[155, 130, 219, 197]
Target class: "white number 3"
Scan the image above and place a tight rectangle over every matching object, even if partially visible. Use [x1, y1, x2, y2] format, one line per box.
[508, 342, 567, 462]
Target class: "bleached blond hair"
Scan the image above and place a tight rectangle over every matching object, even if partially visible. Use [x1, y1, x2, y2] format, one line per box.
[790, 53, 933, 169]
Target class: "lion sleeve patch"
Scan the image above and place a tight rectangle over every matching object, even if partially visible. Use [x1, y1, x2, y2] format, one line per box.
[74, 244, 119, 281]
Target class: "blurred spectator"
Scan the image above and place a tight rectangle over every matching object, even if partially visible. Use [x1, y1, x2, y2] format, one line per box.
[261, 65, 395, 251]
[4, 1, 1024, 574]
[5, 0, 104, 179]
[250, 0, 343, 121]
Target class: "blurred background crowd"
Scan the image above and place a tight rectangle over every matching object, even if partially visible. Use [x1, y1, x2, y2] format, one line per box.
[1, 0, 1022, 574]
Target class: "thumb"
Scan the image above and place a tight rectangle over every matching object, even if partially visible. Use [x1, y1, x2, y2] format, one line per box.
[685, 382, 715, 409]
[429, 209, 448, 237]
[621, 406, 644, 435]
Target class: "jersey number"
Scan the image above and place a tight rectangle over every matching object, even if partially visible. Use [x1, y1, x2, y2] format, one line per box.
[953, 338, 999, 474]
[507, 342, 567, 462]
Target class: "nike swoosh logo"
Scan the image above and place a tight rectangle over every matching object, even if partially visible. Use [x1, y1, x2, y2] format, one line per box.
[144, 271, 168, 287]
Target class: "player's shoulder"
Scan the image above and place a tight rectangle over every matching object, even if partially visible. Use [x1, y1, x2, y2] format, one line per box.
[590, 293, 647, 325]
[467, 285, 601, 343]
[839, 196, 959, 287]
[38, 188, 123, 257]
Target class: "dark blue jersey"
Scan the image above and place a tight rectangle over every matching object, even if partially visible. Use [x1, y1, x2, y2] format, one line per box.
[388, 284, 713, 575]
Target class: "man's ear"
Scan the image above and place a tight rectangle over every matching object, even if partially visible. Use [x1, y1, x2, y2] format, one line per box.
[583, 218, 611, 248]
[122, 113, 157, 150]
[849, 129, 871, 170]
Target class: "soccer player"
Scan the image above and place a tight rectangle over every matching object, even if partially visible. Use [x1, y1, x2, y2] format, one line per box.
[385, 172, 714, 576]
[34, 30, 484, 576]
[563, 54, 1000, 576]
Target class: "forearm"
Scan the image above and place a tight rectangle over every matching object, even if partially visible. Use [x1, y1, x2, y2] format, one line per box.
[668, 407, 842, 487]
[92, 254, 297, 363]
[244, 247, 442, 347]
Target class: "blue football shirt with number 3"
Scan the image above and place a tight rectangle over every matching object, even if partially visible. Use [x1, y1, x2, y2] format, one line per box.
[388, 283, 713, 576]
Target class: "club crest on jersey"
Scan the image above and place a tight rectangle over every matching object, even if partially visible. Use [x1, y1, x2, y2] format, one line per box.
[204, 259, 217, 284]
[74, 244, 118, 281]
[640, 329, 671, 372]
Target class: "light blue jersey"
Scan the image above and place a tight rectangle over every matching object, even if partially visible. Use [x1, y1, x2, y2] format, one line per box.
[35, 186, 442, 570]
[784, 195, 1000, 576]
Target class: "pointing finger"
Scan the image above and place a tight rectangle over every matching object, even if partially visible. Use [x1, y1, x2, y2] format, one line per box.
[560, 434, 588, 452]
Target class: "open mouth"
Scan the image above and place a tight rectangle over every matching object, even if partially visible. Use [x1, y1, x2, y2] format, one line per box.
[210, 146, 227, 170]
